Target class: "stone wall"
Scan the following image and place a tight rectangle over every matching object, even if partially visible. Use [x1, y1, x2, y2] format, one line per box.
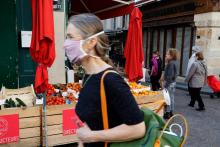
[48, 11, 66, 84]
[194, 12, 220, 75]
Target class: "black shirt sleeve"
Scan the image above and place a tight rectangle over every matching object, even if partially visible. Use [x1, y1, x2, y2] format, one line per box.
[104, 73, 144, 125]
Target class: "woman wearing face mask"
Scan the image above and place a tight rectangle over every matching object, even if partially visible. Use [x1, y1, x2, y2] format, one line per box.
[63, 14, 145, 147]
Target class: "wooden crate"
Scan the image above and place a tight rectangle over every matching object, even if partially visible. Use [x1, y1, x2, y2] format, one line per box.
[134, 91, 164, 105]
[0, 92, 165, 147]
[0, 104, 78, 147]
[45, 104, 79, 146]
[0, 106, 42, 147]
[1, 85, 36, 107]
[139, 100, 165, 117]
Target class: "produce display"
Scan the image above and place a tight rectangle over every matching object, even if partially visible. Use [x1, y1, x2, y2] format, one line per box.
[128, 82, 150, 90]
[131, 90, 159, 97]
[45, 83, 81, 106]
[128, 82, 159, 97]
[4, 98, 27, 108]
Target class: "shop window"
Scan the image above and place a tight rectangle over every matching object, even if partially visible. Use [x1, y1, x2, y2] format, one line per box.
[159, 29, 164, 61]
[153, 30, 158, 51]
[182, 27, 191, 76]
[176, 27, 183, 75]
[143, 30, 148, 67]
[146, 30, 151, 68]
[166, 29, 172, 49]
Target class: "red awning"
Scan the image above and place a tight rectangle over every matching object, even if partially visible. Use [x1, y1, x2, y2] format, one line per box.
[30, 0, 55, 93]
[124, 8, 144, 81]
[69, 0, 135, 19]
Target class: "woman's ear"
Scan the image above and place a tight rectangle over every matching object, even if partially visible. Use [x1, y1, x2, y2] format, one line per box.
[87, 38, 98, 49]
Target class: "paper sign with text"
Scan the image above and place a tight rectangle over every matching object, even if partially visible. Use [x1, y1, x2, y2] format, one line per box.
[63, 109, 83, 136]
[0, 114, 19, 144]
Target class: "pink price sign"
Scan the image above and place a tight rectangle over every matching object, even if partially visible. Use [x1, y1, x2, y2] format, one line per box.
[0, 114, 19, 144]
[63, 109, 84, 136]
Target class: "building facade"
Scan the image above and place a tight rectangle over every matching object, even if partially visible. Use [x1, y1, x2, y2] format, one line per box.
[141, 0, 220, 77]
[104, 0, 220, 77]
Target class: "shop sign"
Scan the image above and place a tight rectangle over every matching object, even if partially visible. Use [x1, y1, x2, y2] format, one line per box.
[53, 0, 64, 11]
[0, 114, 19, 144]
[63, 109, 83, 136]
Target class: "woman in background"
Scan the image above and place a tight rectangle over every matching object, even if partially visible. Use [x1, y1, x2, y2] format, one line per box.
[161, 48, 178, 119]
[185, 52, 207, 111]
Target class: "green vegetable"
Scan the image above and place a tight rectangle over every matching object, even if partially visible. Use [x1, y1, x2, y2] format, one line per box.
[9, 98, 16, 107]
[15, 98, 26, 107]
[4, 103, 10, 108]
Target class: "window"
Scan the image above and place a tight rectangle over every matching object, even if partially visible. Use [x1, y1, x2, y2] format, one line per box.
[182, 27, 191, 76]
[176, 27, 183, 75]
[159, 29, 164, 59]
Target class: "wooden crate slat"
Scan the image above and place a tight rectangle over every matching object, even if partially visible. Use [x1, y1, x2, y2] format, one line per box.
[0, 106, 41, 118]
[47, 114, 62, 126]
[1, 137, 40, 147]
[140, 101, 165, 110]
[47, 134, 79, 146]
[19, 117, 40, 129]
[46, 104, 75, 115]
[135, 92, 164, 104]
[20, 127, 40, 139]
[47, 124, 62, 136]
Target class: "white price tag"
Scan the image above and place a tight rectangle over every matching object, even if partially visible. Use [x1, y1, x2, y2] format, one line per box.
[0, 99, 5, 105]
[73, 93, 79, 99]
[62, 92, 68, 97]
[36, 98, 43, 105]
[55, 89, 60, 93]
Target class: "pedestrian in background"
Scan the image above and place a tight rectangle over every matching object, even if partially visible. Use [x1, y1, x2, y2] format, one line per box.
[185, 51, 207, 111]
[156, 51, 163, 89]
[186, 46, 202, 97]
[161, 48, 178, 119]
[150, 51, 162, 91]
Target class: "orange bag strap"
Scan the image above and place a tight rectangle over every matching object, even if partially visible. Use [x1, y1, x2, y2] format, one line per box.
[100, 70, 118, 147]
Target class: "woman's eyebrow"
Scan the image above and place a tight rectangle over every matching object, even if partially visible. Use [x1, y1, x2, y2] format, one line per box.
[66, 33, 72, 37]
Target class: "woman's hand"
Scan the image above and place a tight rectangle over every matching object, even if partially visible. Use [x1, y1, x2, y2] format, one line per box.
[76, 124, 96, 143]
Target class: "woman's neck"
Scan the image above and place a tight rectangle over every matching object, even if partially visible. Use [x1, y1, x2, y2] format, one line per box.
[81, 57, 111, 74]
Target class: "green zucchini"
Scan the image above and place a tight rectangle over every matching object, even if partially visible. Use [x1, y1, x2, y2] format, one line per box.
[15, 98, 26, 107]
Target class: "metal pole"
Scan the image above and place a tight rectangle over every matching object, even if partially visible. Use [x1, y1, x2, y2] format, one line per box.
[43, 92, 48, 147]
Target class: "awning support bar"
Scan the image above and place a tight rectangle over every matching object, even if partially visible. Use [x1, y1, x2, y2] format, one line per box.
[112, 0, 132, 5]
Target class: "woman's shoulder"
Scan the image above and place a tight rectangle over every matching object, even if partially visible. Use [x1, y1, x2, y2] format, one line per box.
[104, 71, 122, 82]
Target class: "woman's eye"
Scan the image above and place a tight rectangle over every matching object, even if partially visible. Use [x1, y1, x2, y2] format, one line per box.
[66, 35, 74, 39]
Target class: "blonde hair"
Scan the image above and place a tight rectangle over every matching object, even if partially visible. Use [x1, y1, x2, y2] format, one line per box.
[167, 48, 178, 60]
[68, 14, 112, 65]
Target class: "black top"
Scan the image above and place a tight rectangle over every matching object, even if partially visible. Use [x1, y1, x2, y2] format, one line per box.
[75, 69, 144, 147]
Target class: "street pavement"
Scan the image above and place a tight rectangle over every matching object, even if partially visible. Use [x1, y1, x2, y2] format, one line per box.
[175, 89, 220, 147]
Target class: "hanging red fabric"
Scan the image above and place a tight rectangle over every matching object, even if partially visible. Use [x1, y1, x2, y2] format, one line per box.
[124, 7, 144, 82]
[98, 3, 135, 20]
[30, 0, 55, 93]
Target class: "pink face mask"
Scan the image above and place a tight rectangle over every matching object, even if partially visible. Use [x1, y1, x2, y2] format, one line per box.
[63, 39, 86, 63]
[63, 31, 104, 64]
